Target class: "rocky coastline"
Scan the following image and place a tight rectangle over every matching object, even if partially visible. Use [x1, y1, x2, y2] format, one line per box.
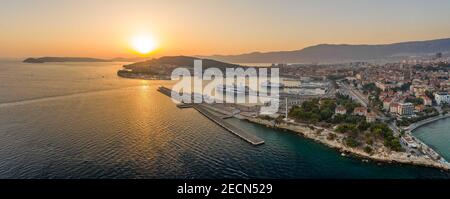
[245, 117, 450, 171]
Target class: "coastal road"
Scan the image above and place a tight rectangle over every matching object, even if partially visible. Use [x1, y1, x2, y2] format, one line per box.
[388, 122, 400, 136]
[337, 81, 369, 107]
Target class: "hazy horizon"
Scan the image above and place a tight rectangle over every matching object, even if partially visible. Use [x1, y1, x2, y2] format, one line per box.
[2, 0, 450, 58]
[3, 36, 450, 60]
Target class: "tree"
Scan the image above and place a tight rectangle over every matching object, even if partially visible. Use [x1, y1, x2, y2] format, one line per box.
[425, 90, 434, 101]
[336, 124, 358, 134]
[327, 133, 337, 140]
[289, 98, 337, 123]
[357, 121, 370, 131]
[345, 137, 360, 147]
[405, 97, 424, 106]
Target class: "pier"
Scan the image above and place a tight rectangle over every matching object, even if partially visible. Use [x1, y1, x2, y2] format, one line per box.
[176, 104, 192, 108]
[193, 104, 265, 145]
[157, 86, 265, 145]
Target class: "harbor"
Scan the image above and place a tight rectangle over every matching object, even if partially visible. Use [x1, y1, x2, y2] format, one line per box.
[1, 61, 449, 179]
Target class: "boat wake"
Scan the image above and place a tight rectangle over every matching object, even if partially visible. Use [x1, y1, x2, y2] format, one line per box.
[0, 86, 141, 108]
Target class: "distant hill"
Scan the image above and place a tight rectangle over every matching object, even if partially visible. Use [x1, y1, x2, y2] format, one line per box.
[204, 38, 450, 63]
[122, 56, 242, 75]
[23, 57, 145, 63]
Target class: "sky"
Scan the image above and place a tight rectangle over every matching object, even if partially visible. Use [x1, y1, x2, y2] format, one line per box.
[1, 0, 450, 58]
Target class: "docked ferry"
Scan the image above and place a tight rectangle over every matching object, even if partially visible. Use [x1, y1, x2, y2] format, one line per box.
[261, 80, 284, 88]
[216, 83, 250, 94]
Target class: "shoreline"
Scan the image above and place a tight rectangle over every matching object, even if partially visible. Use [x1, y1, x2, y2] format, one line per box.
[149, 84, 450, 171]
[243, 116, 450, 171]
[408, 115, 450, 165]
[117, 70, 171, 80]
[154, 90, 450, 171]
[406, 114, 450, 132]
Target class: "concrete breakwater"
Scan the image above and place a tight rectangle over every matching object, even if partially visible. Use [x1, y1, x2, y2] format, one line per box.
[193, 105, 264, 145]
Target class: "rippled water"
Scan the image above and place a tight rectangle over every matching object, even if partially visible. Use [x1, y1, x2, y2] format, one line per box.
[0, 60, 449, 179]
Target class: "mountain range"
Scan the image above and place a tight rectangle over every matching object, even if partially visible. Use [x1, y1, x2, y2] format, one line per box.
[122, 56, 241, 73]
[203, 38, 450, 64]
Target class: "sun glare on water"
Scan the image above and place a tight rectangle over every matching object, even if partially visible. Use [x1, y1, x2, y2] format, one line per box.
[132, 35, 157, 54]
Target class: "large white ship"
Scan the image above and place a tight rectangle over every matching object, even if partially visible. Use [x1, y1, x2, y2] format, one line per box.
[261, 80, 284, 88]
[216, 83, 250, 94]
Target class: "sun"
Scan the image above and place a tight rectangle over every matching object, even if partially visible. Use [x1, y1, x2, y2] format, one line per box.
[131, 35, 157, 54]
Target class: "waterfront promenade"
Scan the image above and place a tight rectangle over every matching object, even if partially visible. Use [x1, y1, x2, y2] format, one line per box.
[405, 114, 450, 132]
[404, 114, 450, 166]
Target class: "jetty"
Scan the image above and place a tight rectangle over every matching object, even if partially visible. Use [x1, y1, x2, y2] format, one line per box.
[157, 86, 265, 146]
[176, 104, 192, 108]
[157, 86, 175, 97]
[193, 104, 264, 145]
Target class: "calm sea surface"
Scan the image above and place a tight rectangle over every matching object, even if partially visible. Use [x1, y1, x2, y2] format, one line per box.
[412, 118, 450, 161]
[0, 60, 449, 179]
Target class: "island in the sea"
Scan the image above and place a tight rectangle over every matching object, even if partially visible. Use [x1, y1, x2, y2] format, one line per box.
[23, 57, 144, 63]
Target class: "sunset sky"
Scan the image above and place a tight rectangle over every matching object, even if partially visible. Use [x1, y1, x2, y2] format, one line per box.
[1, 0, 450, 58]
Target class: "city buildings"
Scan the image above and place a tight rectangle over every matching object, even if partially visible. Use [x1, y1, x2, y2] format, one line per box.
[434, 92, 450, 105]
[353, 107, 367, 116]
[366, 112, 377, 123]
[421, 96, 433, 106]
[383, 98, 393, 110]
[390, 102, 400, 114]
[398, 102, 414, 116]
[335, 106, 347, 115]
